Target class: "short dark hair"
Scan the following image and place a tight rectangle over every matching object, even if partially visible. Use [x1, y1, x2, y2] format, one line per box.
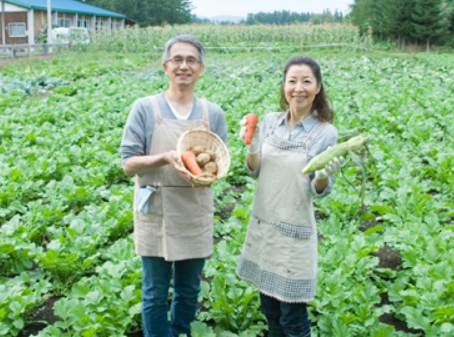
[162, 34, 205, 64]
[279, 56, 334, 123]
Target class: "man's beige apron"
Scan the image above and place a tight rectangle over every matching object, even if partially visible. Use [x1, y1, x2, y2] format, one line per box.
[133, 95, 213, 261]
[236, 112, 326, 303]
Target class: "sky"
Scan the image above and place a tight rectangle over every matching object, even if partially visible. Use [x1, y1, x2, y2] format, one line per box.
[190, 0, 354, 18]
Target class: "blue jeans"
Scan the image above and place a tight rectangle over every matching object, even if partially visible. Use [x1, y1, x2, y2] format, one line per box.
[141, 256, 205, 337]
[260, 293, 311, 337]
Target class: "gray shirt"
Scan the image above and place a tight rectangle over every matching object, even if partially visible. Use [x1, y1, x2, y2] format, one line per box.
[249, 110, 338, 197]
[121, 93, 227, 165]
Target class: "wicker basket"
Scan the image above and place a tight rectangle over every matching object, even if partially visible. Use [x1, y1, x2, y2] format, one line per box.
[177, 120, 230, 185]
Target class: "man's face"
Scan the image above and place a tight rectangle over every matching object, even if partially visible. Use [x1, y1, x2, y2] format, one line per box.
[163, 42, 204, 88]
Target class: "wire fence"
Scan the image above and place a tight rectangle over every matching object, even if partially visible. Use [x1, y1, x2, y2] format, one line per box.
[0, 43, 70, 59]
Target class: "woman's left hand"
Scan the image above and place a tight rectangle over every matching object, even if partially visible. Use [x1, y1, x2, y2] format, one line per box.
[315, 156, 345, 180]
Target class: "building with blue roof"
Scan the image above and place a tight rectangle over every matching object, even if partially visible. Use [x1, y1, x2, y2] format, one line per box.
[0, 0, 127, 45]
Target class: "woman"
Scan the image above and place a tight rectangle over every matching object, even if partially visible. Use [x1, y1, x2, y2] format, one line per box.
[236, 56, 344, 337]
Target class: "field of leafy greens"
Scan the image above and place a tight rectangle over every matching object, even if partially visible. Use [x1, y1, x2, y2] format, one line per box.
[1, 48, 454, 337]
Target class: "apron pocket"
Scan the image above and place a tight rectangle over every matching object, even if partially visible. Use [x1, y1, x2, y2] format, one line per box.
[135, 189, 162, 221]
[161, 187, 213, 235]
[161, 187, 213, 260]
[279, 221, 312, 239]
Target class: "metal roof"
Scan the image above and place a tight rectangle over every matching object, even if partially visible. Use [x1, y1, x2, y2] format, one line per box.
[4, 0, 126, 18]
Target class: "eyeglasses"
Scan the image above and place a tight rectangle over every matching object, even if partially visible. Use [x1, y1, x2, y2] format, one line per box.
[166, 57, 201, 66]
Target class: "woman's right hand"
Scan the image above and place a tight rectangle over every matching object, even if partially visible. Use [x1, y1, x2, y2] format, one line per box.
[239, 116, 260, 154]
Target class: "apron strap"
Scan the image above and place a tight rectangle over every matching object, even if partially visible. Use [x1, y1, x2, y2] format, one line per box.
[149, 95, 163, 124]
[265, 112, 285, 139]
[303, 121, 327, 150]
[201, 99, 209, 124]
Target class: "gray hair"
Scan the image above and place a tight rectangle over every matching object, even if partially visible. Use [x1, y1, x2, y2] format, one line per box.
[162, 34, 205, 64]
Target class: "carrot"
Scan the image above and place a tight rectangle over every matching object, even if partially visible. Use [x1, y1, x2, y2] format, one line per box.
[181, 151, 202, 176]
[244, 114, 259, 145]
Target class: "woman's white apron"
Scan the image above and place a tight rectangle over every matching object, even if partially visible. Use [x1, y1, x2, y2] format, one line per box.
[236, 112, 326, 303]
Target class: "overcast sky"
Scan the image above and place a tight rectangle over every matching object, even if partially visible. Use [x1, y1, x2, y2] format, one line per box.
[191, 0, 353, 18]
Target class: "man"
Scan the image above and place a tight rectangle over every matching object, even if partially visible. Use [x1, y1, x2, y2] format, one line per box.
[120, 34, 227, 337]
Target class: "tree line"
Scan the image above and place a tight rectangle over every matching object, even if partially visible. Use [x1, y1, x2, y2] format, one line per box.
[350, 0, 453, 49]
[84, 1, 344, 27]
[83, 0, 193, 27]
[241, 10, 344, 25]
[83, 0, 454, 49]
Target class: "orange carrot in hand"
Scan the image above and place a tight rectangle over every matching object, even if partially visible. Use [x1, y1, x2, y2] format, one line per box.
[181, 151, 202, 176]
[244, 114, 259, 145]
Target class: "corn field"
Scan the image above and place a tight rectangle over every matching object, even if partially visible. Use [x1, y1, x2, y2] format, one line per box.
[83, 23, 372, 52]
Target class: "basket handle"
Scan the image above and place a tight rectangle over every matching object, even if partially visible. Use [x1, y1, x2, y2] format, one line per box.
[189, 120, 210, 132]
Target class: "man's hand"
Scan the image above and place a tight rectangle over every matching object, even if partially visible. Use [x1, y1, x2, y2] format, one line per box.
[166, 150, 190, 177]
[165, 150, 183, 168]
[166, 150, 209, 187]
[315, 156, 345, 180]
[239, 116, 260, 154]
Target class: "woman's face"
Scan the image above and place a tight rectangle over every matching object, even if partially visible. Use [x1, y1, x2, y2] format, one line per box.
[284, 64, 320, 115]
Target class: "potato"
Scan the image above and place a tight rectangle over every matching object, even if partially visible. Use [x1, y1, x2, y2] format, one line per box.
[205, 149, 217, 161]
[203, 161, 218, 175]
[190, 146, 206, 156]
[196, 153, 211, 167]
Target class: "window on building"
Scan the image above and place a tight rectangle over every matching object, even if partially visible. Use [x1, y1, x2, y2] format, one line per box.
[95, 21, 104, 30]
[111, 22, 120, 31]
[9, 23, 26, 37]
[77, 20, 89, 28]
[57, 19, 71, 27]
